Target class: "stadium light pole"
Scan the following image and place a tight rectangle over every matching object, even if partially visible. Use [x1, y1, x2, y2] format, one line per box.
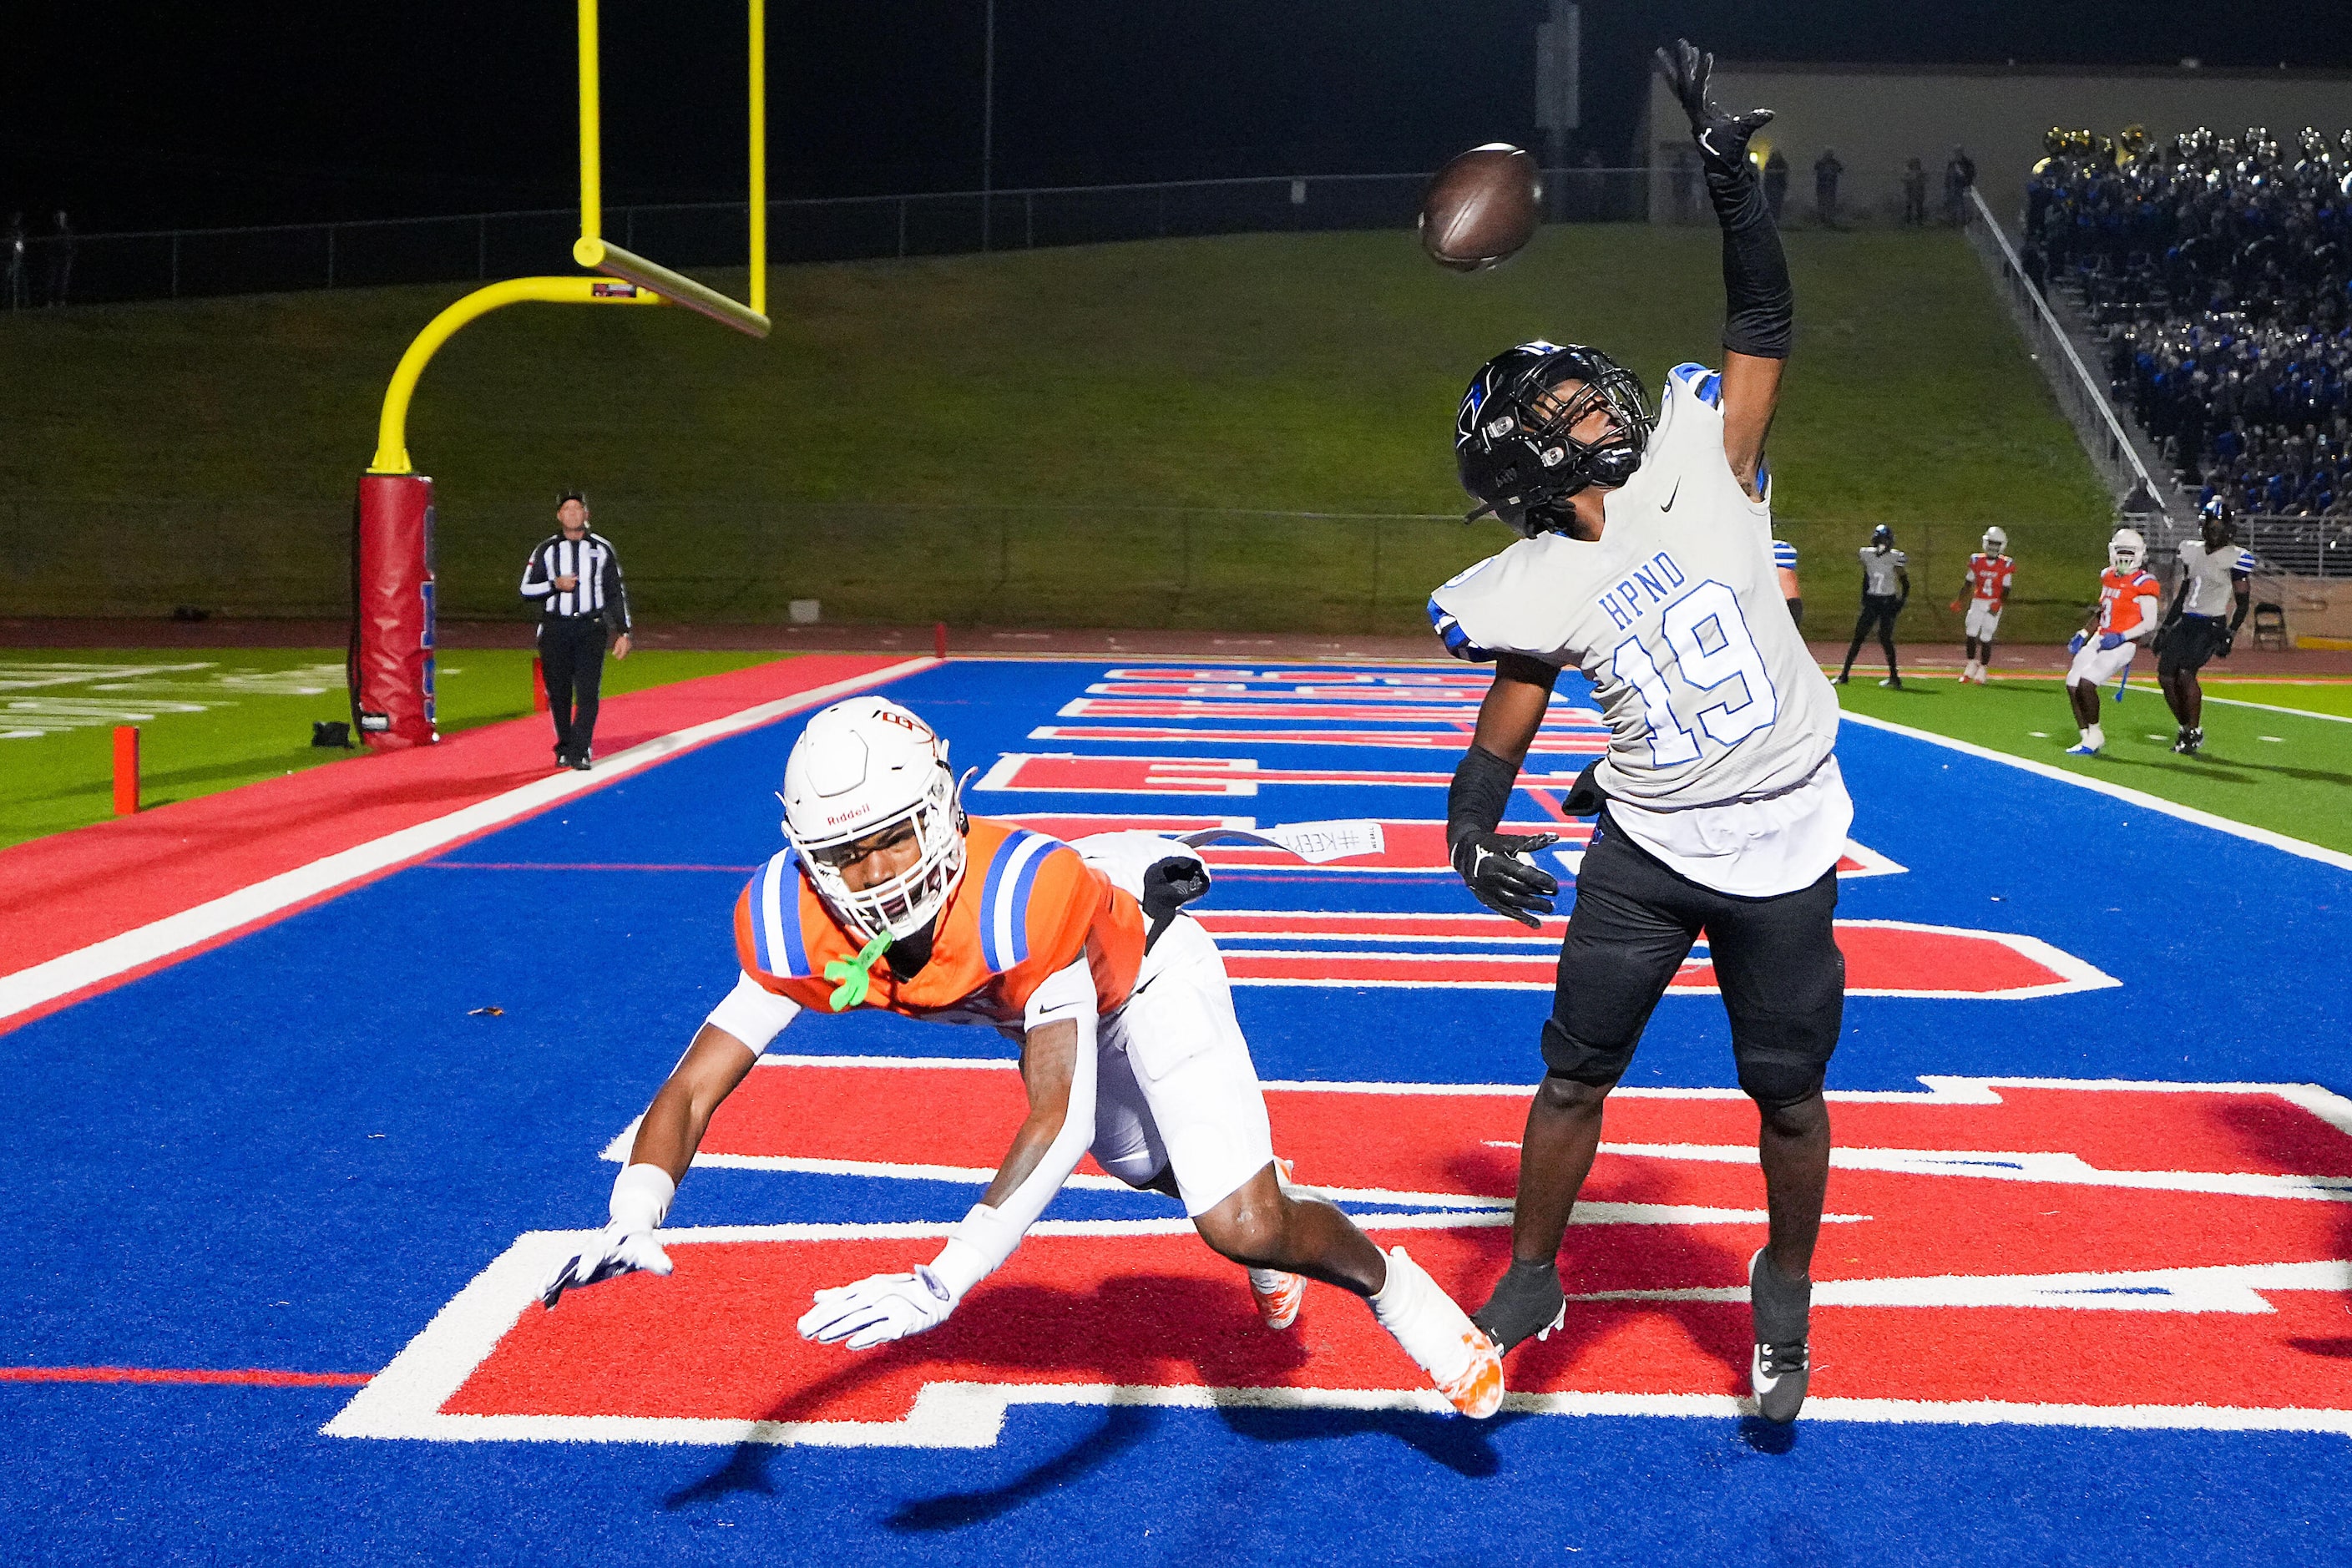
[981, 0, 996, 251]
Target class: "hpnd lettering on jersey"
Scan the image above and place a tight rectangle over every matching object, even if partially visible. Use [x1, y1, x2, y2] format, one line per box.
[1598, 552, 1689, 632]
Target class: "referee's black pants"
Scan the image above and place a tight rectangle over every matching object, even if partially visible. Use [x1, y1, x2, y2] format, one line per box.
[1540, 812, 1844, 1112]
[539, 615, 608, 759]
[1840, 594, 1903, 680]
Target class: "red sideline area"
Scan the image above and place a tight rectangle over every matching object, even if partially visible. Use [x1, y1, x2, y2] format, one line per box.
[0, 655, 906, 986]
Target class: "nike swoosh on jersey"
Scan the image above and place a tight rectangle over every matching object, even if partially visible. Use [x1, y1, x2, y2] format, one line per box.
[1662, 479, 1680, 512]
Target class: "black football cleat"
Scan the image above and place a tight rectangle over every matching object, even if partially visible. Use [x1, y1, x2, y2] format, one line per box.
[1748, 1248, 1812, 1424]
[1472, 1258, 1566, 1354]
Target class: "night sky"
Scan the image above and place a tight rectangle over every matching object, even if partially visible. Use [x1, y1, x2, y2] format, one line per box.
[9, 2, 2346, 233]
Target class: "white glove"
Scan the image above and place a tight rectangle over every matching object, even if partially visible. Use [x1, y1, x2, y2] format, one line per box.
[539, 1226, 673, 1308]
[797, 1266, 957, 1351]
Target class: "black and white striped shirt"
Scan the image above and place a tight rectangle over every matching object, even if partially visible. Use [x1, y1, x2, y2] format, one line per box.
[519, 533, 631, 630]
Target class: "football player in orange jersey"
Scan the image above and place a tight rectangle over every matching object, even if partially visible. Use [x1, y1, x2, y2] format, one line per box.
[1948, 526, 2014, 684]
[2062, 528, 2162, 756]
[537, 695, 1505, 1418]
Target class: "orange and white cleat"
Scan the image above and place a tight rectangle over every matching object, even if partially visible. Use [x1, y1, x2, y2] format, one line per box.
[1247, 1267, 1305, 1331]
[1369, 1245, 1505, 1419]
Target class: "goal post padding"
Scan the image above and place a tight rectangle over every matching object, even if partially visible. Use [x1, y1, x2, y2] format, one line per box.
[350, 473, 438, 751]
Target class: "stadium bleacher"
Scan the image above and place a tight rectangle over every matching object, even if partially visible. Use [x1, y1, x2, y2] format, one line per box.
[2022, 125, 2352, 525]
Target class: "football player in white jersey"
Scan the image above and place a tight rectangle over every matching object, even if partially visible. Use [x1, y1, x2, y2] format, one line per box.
[2155, 498, 2254, 754]
[1424, 40, 1844, 1424]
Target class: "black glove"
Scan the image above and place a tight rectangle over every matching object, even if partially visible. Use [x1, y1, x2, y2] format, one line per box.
[1450, 832, 1560, 929]
[2215, 625, 2235, 658]
[1140, 856, 1211, 953]
[1654, 39, 1774, 185]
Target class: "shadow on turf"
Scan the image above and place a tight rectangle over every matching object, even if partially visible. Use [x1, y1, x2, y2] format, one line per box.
[876, 1403, 1510, 1535]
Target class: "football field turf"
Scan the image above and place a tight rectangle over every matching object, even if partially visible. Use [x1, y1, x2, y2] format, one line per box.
[0, 648, 778, 850]
[3, 654, 2347, 1565]
[1827, 671, 2352, 857]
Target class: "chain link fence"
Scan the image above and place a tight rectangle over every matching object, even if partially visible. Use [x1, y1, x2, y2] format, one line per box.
[3, 496, 2119, 644]
[4, 169, 1672, 310]
[0, 497, 1510, 635]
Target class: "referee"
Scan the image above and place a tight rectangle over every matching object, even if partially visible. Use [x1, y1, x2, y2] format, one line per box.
[520, 490, 632, 771]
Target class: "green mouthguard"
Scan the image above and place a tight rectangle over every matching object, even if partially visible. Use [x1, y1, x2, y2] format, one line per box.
[824, 930, 894, 1011]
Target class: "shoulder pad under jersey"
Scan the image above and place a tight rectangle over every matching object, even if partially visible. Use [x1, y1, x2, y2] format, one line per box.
[974, 828, 1067, 974]
[741, 849, 816, 979]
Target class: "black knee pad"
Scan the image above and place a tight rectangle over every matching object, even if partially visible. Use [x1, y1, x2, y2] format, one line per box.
[1537, 1022, 1634, 1088]
[1737, 1055, 1826, 1114]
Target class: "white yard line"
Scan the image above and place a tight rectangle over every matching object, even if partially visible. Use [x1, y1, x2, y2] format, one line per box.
[2199, 692, 2352, 724]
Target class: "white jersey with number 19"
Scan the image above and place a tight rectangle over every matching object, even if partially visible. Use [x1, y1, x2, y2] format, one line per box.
[1429, 362, 1850, 897]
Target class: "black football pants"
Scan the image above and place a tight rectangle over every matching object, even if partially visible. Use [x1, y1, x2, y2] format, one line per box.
[539, 615, 608, 758]
[1841, 594, 1902, 680]
[1539, 812, 1844, 1111]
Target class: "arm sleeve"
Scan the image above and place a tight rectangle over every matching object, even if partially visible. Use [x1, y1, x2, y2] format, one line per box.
[1707, 156, 1793, 360]
[2128, 591, 2163, 640]
[1447, 744, 1520, 849]
[602, 544, 631, 633]
[927, 958, 1100, 1298]
[705, 969, 803, 1055]
[519, 543, 552, 598]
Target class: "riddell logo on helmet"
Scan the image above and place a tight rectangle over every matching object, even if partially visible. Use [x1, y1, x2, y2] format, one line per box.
[824, 807, 875, 826]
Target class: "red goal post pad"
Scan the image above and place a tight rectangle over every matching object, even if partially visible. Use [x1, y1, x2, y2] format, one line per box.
[351, 473, 438, 751]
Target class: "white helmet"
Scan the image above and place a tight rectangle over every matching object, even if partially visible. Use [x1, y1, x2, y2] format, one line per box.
[779, 697, 967, 943]
[2108, 528, 2147, 573]
[1982, 526, 2008, 555]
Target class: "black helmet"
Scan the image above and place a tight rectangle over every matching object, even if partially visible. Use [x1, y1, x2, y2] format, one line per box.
[2199, 493, 2235, 536]
[1455, 341, 1651, 534]
[1871, 524, 1895, 546]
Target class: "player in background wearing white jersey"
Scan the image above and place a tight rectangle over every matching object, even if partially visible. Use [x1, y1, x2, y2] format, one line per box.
[1837, 525, 1909, 688]
[1949, 526, 2014, 684]
[2155, 498, 2254, 755]
[2062, 528, 2162, 756]
[1425, 41, 1845, 1424]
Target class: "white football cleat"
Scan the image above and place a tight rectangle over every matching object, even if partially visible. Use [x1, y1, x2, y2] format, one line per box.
[1247, 1268, 1305, 1331]
[1369, 1246, 1505, 1419]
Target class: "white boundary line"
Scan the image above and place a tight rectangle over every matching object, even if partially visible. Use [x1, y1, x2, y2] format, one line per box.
[0, 657, 936, 1029]
[326, 1216, 2352, 1448]
[1837, 708, 2352, 871]
[2200, 693, 2352, 725]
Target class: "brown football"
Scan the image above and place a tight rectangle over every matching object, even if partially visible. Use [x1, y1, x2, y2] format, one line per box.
[1419, 143, 1542, 272]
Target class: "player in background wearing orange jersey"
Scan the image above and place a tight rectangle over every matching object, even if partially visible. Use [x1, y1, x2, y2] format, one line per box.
[1948, 526, 2014, 685]
[536, 695, 1505, 1418]
[2062, 528, 2162, 756]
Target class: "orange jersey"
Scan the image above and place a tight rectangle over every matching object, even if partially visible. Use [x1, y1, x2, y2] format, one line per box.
[2097, 567, 2161, 635]
[732, 817, 1146, 1026]
[1963, 553, 2014, 609]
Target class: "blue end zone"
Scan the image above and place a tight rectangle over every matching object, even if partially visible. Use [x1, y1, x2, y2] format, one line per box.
[5, 657, 2348, 1565]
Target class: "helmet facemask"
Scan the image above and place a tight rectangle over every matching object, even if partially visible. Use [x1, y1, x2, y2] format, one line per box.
[1458, 343, 1651, 536]
[2108, 529, 2147, 574]
[779, 701, 970, 947]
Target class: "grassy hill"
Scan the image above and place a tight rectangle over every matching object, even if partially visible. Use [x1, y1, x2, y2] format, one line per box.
[0, 225, 2111, 639]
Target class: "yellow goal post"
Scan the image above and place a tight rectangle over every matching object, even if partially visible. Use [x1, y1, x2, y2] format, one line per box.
[367, 0, 768, 475]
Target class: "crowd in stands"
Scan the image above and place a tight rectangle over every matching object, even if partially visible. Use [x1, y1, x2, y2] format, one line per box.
[2021, 125, 2352, 518]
